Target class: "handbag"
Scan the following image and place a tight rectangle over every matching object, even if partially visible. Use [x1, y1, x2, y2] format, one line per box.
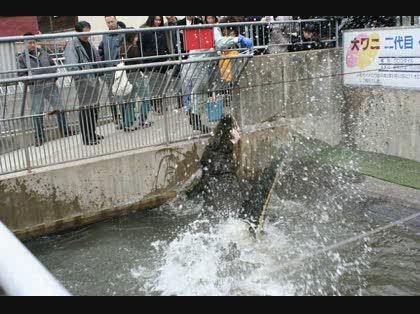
[206, 94, 224, 122]
[112, 60, 133, 97]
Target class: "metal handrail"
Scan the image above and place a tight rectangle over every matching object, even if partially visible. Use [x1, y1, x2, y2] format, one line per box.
[0, 19, 328, 43]
[0, 52, 252, 86]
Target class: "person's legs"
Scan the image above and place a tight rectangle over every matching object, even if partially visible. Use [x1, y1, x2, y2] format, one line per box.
[90, 82, 100, 142]
[136, 76, 151, 127]
[75, 80, 87, 144]
[122, 102, 136, 130]
[29, 84, 45, 146]
[79, 108, 89, 144]
[190, 64, 210, 134]
[46, 83, 70, 137]
[105, 73, 119, 125]
[76, 79, 99, 145]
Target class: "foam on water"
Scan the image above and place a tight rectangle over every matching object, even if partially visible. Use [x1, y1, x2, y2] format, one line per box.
[128, 190, 372, 295]
[143, 215, 296, 296]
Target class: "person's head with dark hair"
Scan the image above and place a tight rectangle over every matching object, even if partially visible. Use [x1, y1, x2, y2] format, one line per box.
[75, 21, 91, 42]
[75, 21, 91, 32]
[145, 16, 164, 27]
[23, 32, 37, 52]
[220, 16, 240, 36]
[119, 28, 139, 58]
[166, 16, 178, 26]
[303, 23, 316, 39]
[117, 21, 126, 29]
[205, 16, 218, 24]
[124, 28, 138, 46]
[104, 16, 118, 30]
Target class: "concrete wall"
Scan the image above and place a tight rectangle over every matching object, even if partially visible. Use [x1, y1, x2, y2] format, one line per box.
[0, 124, 293, 240]
[237, 48, 345, 147]
[0, 140, 207, 240]
[343, 86, 420, 162]
[237, 48, 419, 162]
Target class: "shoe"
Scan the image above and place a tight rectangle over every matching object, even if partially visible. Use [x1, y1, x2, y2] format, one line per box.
[140, 121, 153, 129]
[84, 140, 100, 146]
[201, 126, 210, 134]
[34, 139, 43, 147]
[124, 126, 138, 132]
[62, 128, 77, 138]
[95, 134, 105, 140]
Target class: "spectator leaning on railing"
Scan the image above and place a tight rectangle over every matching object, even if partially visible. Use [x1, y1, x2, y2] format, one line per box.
[139, 16, 170, 115]
[165, 16, 179, 55]
[98, 16, 125, 129]
[18, 33, 73, 147]
[180, 16, 253, 134]
[288, 23, 321, 52]
[263, 16, 293, 54]
[121, 29, 153, 130]
[64, 21, 104, 146]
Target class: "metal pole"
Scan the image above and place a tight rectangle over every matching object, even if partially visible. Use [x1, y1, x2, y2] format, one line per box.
[20, 82, 28, 117]
[176, 29, 183, 62]
[19, 83, 31, 172]
[0, 220, 71, 296]
[23, 40, 32, 77]
[21, 117, 32, 173]
[335, 19, 339, 48]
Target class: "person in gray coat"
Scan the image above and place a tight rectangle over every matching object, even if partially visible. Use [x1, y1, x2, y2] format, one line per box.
[18, 32, 71, 146]
[98, 16, 124, 127]
[64, 21, 103, 145]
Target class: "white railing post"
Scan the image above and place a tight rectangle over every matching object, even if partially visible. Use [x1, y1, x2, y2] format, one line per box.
[0, 221, 71, 296]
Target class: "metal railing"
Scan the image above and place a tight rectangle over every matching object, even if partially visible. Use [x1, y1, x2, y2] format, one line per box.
[0, 54, 250, 174]
[0, 220, 71, 296]
[0, 19, 336, 175]
[0, 19, 336, 80]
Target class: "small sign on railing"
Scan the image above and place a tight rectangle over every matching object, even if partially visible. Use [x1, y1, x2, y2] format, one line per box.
[184, 28, 214, 51]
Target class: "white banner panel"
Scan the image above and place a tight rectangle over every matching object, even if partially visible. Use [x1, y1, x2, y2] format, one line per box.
[343, 26, 420, 90]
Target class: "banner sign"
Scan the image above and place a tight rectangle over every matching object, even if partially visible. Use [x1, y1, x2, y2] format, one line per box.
[343, 26, 420, 89]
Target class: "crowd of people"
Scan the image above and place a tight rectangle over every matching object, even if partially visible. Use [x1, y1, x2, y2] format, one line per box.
[17, 16, 398, 147]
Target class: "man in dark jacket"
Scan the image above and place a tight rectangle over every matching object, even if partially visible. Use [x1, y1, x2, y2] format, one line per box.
[18, 33, 71, 146]
[64, 21, 103, 146]
[165, 16, 179, 55]
[98, 16, 124, 128]
[177, 16, 203, 26]
[288, 23, 321, 52]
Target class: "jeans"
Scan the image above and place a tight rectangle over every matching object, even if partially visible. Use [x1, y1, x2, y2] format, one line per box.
[135, 75, 151, 126]
[116, 95, 135, 129]
[29, 82, 68, 142]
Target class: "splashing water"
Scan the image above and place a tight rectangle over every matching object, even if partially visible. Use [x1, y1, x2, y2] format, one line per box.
[134, 170, 373, 296]
[144, 214, 296, 296]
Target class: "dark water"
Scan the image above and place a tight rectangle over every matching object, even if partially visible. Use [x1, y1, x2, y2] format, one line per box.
[25, 190, 420, 296]
[23, 148, 420, 296]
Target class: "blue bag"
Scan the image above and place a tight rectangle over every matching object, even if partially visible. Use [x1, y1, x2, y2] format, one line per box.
[206, 97, 224, 122]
